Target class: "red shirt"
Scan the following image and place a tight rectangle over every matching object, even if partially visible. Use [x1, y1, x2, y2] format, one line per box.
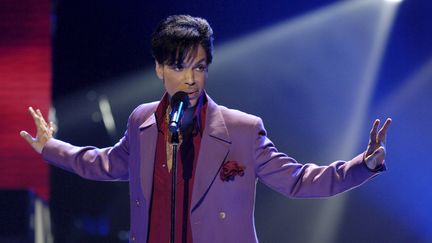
[147, 93, 207, 243]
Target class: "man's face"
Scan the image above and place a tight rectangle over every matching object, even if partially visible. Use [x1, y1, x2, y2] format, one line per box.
[155, 45, 208, 107]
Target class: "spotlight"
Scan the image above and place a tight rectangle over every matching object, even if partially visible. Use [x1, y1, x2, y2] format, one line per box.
[384, 0, 403, 3]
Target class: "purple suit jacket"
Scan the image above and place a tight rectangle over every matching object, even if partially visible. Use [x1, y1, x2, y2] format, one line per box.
[42, 94, 381, 243]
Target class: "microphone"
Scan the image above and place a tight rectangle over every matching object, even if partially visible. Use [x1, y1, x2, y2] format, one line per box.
[169, 91, 190, 133]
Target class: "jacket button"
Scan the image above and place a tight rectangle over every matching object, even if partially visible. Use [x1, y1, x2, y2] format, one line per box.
[219, 211, 226, 220]
[135, 199, 140, 207]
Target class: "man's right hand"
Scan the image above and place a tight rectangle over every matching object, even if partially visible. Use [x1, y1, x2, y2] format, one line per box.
[20, 107, 55, 154]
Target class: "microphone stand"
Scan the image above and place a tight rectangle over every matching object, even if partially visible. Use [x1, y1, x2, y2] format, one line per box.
[170, 131, 179, 243]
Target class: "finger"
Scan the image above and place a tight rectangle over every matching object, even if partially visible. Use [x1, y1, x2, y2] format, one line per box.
[377, 118, 392, 142]
[371, 146, 385, 156]
[36, 109, 48, 127]
[366, 146, 386, 168]
[20, 130, 35, 145]
[36, 108, 42, 117]
[369, 119, 380, 142]
[29, 107, 42, 127]
[29, 106, 38, 119]
[31, 107, 50, 133]
[49, 121, 56, 135]
[28, 107, 46, 135]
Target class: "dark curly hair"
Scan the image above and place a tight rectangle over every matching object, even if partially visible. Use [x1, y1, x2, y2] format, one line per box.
[151, 15, 214, 66]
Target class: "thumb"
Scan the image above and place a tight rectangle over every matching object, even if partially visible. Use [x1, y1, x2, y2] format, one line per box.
[366, 146, 386, 168]
[20, 131, 44, 154]
[20, 131, 35, 145]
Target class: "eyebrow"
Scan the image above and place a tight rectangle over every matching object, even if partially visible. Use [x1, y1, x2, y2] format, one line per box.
[178, 57, 207, 67]
[193, 58, 207, 65]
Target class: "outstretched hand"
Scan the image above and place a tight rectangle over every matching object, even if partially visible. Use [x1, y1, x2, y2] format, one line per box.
[364, 118, 392, 171]
[20, 107, 55, 154]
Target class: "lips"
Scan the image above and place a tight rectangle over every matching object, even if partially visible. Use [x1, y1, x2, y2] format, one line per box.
[186, 90, 198, 96]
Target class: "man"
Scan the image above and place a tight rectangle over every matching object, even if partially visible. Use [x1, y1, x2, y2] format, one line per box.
[20, 15, 391, 243]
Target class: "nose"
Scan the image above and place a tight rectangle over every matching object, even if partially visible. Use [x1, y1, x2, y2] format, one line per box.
[184, 69, 195, 86]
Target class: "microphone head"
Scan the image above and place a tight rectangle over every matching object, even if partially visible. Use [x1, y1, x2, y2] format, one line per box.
[170, 91, 190, 108]
[168, 91, 190, 133]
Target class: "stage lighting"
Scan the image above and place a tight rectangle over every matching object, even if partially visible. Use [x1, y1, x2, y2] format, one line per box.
[385, 0, 403, 3]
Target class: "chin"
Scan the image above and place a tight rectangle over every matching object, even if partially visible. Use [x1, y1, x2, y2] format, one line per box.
[189, 100, 198, 107]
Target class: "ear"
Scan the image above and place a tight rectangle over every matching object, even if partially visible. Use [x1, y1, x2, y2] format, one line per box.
[155, 61, 164, 80]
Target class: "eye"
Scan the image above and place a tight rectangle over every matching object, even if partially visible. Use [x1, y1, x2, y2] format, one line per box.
[170, 64, 184, 72]
[195, 64, 208, 72]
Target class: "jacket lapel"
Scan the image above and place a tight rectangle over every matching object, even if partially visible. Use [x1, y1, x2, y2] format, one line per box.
[135, 96, 231, 211]
[138, 113, 158, 203]
[191, 96, 231, 212]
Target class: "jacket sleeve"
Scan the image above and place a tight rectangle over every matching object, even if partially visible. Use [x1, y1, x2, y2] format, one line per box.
[253, 117, 383, 198]
[41, 129, 130, 181]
